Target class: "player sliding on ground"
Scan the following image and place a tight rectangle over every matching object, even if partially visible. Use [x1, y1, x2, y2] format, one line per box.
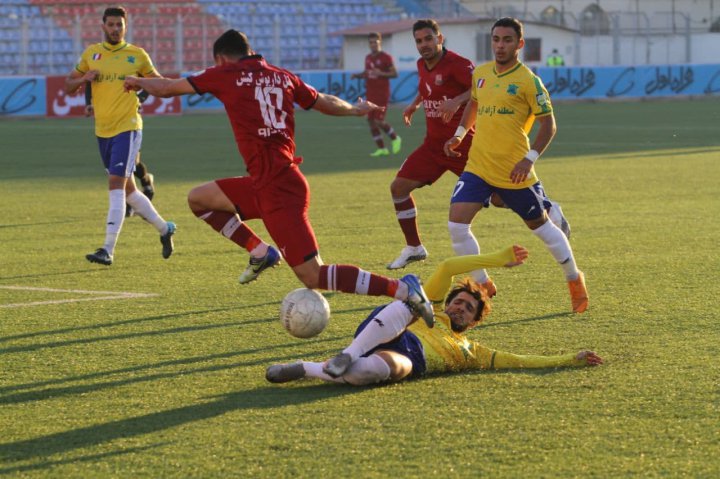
[123, 29, 433, 324]
[266, 245, 602, 386]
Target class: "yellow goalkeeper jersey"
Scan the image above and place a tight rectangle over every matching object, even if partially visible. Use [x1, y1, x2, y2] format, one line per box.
[76, 41, 156, 138]
[467, 61, 553, 189]
[407, 247, 583, 372]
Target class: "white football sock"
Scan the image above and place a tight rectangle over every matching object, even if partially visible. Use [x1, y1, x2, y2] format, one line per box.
[102, 189, 126, 255]
[343, 301, 413, 361]
[532, 220, 579, 280]
[342, 355, 391, 385]
[126, 190, 167, 234]
[448, 221, 488, 284]
[547, 200, 564, 229]
[302, 361, 345, 383]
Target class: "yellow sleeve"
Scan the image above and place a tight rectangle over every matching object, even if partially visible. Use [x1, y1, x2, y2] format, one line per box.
[480, 346, 583, 370]
[423, 247, 518, 302]
[138, 48, 156, 76]
[75, 49, 90, 74]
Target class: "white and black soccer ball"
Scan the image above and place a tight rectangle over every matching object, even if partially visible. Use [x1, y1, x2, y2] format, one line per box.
[280, 288, 330, 338]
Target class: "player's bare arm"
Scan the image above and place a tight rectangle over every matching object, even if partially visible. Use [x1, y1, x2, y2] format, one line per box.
[438, 89, 471, 123]
[312, 93, 383, 117]
[124, 76, 194, 98]
[510, 113, 557, 184]
[65, 69, 99, 94]
[443, 98, 478, 157]
[402, 93, 422, 126]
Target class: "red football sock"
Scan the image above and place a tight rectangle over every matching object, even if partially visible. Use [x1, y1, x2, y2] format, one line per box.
[393, 196, 421, 247]
[319, 264, 398, 298]
[193, 209, 261, 251]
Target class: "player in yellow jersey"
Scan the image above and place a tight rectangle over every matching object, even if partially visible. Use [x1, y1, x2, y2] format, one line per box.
[443, 17, 588, 313]
[266, 245, 602, 386]
[64, 6, 175, 266]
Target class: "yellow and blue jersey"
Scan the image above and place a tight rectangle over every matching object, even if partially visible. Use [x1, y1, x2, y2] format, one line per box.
[467, 61, 553, 189]
[76, 41, 155, 138]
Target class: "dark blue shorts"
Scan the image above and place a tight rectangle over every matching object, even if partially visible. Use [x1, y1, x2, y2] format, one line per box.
[97, 130, 142, 177]
[354, 305, 427, 377]
[451, 171, 551, 221]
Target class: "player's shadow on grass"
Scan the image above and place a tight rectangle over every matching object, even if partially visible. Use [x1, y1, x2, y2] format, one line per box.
[0, 444, 166, 476]
[0, 338, 345, 406]
[0, 384, 357, 463]
[0, 303, 280, 344]
[0, 268, 112, 280]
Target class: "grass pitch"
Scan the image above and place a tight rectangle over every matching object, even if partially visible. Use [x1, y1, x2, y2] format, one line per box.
[1, 99, 719, 477]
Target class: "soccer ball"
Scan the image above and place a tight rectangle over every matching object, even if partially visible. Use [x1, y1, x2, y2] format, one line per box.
[280, 288, 330, 338]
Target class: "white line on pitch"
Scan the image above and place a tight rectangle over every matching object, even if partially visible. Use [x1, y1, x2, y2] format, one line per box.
[0, 285, 158, 309]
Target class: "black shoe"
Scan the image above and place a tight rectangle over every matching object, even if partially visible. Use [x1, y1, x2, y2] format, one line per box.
[266, 362, 306, 383]
[322, 353, 353, 378]
[125, 204, 134, 217]
[160, 221, 176, 259]
[86, 248, 113, 265]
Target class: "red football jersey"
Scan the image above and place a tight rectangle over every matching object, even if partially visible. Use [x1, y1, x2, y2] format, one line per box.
[364, 51, 394, 104]
[416, 49, 474, 142]
[188, 55, 318, 188]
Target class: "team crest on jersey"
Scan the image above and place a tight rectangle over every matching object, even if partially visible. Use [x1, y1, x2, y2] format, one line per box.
[127, 56, 136, 64]
[92, 53, 102, 60]
[476, 78, 485, 88]
[507, 84, 519, 95]
[434, 74, 443, 86]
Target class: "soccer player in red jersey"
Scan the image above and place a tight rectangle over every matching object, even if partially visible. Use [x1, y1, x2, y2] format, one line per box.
[387, 19, 476, 270]
[351, 32, 401, 157]
[123, 29, 433, 323]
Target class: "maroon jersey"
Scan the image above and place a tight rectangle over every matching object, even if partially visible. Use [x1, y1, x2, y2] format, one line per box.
[416, 49, 474, 142]
[188, 55, 318, 188]
[364, 51, 394, 105]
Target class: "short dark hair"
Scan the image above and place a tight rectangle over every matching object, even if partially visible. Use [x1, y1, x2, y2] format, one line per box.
[492, 17, 524, 40]
[102, 6, 127, 23]
[213, 29, 251, 59]
[444, 278, 491, 324]
[368, 32, 381, 41]
[412, 19, 440, 35]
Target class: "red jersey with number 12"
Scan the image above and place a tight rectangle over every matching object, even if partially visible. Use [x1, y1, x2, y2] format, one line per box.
[417, 49, 474, 142]
[188, 55, 318, 188]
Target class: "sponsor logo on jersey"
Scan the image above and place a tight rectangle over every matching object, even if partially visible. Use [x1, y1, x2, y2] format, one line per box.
[434, 74, 443, 86]
[92, 53, 102, 60]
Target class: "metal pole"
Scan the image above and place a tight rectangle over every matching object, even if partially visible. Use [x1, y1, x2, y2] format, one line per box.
[176, 13, 183, 73]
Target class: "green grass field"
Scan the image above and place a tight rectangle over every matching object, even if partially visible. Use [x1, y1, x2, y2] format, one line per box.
[1, 99, 719, 477]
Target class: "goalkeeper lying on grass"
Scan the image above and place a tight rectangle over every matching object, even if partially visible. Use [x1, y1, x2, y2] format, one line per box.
[266, 245, 602, 386]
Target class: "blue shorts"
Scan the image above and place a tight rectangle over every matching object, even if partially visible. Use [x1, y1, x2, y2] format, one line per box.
[354, 305, 427, 377]
[97, 130, 142, 178]
[451, 171, 551, 221]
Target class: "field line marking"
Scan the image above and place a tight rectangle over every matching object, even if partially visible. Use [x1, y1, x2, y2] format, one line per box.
[0, 285, 158, 309]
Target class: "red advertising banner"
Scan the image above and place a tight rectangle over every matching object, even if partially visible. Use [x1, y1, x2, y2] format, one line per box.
[45, 74, 182, 118]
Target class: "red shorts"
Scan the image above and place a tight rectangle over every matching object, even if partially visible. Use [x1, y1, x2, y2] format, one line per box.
[215, 166, 319, 267]
[396, 136, 471, 185]
[367, 94, 389, 122]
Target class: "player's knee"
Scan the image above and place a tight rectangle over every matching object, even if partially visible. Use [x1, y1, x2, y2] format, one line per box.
[342, 355, 392, 386]
[448, 221, 471, 240]
[375, 350, 413, 382]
